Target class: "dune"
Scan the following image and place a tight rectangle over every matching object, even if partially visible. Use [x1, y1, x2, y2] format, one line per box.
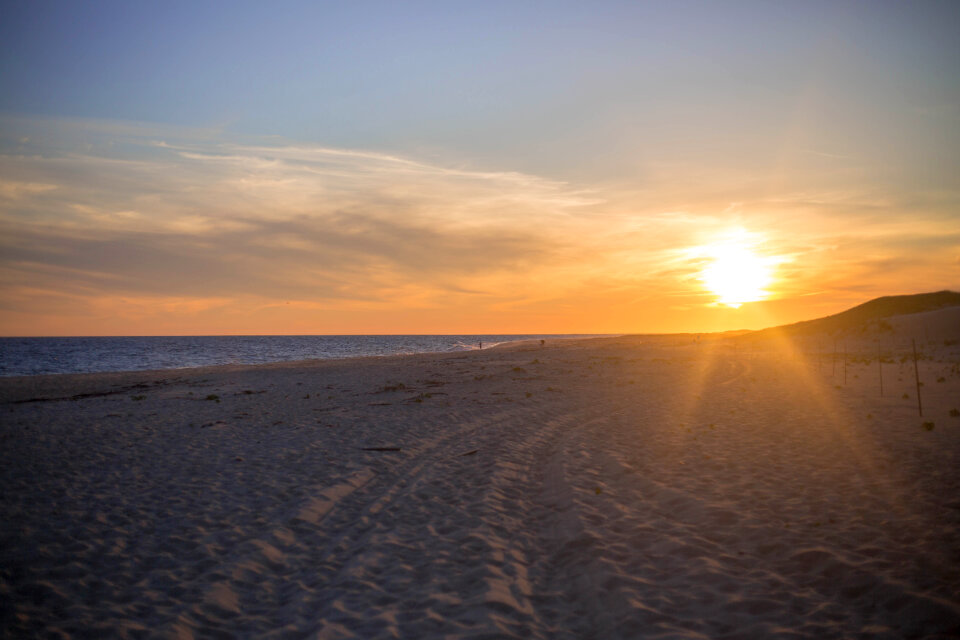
[752, 290, 960, 338]
[2, 321, 959, 637]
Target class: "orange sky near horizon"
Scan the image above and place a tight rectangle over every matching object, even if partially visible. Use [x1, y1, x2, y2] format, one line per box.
[1, 4, 959, 336]
[1, 120, 956, 337]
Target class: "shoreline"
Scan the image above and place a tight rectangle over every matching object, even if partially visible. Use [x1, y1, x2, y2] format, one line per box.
[0, 336, 593, 399]
[0, 334, 620, 379]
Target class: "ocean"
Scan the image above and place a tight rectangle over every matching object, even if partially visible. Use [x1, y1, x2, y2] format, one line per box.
[0, 335, 604, 377]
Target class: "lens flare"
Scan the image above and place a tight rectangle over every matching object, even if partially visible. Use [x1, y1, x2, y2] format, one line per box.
[698, 233, 777, 308]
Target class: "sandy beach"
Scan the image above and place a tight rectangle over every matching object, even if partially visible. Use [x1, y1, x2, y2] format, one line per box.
[3, 323, 960, 639]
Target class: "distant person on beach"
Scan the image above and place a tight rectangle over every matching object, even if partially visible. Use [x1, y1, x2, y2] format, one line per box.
[540, 339, 545, 346]
[479, 341, 482, 350]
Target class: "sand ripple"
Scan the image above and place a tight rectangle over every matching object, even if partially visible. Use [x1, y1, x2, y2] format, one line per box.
[2, 336, 959, 637]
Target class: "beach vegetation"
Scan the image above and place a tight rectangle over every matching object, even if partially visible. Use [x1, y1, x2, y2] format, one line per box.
[382, 383, 406, 392]
[205, 394, 220, 402]
[921, 421, 935, 431]
[131, 395, 146, 401]
[902, 393, 909, 399]
[512, 367, 527, 373]
[949, 409, 959, 417]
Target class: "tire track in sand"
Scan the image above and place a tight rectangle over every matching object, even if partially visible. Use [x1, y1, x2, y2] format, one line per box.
[299, 401, 578, 639]
[166, 401, 569, 638]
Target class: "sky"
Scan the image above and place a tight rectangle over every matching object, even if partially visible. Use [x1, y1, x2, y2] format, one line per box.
[1, 0, 958, 336]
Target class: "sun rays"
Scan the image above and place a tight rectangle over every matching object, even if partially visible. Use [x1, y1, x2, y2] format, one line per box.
[691, 229, 784, 309]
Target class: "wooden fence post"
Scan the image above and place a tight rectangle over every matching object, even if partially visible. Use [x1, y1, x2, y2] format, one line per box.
[878, 341, 883, 397]
[912, 338, 923, 417]
[832, 339, 837, 377]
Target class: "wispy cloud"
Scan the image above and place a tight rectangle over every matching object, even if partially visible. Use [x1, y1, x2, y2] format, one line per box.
[1, 116, 957, 334]
[0, 119, 615, 332]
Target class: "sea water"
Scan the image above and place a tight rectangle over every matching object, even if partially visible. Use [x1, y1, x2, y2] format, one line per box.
[0, 335, 603, 377]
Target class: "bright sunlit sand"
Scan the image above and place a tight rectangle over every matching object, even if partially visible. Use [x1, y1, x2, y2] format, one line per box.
[3, 311, 960, 638]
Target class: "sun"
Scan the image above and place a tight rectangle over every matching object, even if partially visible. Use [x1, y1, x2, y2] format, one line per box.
[700, 239, 774, 308]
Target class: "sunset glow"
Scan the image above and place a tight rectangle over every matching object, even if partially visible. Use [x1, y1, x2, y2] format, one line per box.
[1, 2, 958, 336]
[699, 235, 777, 308]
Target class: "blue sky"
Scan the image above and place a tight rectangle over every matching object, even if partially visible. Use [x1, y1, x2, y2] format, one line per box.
[5, 1, 957, 177]
[1, 1, 958, 334]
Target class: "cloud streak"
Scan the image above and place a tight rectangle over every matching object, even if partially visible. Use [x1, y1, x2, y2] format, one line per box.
[1, 120, 613, 333]
[1, 117, 958, 335]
